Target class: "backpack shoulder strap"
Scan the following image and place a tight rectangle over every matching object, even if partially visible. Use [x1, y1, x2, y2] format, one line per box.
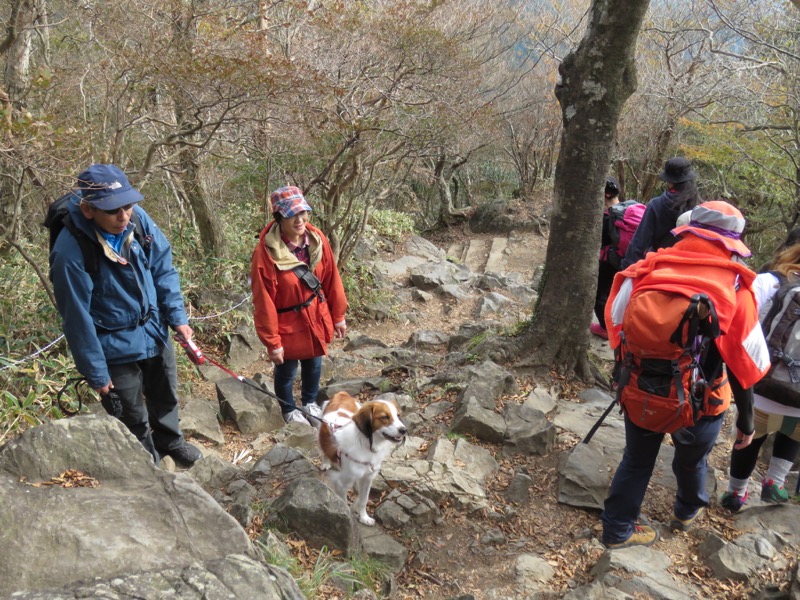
[276, 264, 324, 314]
[62, 213, 101, 276]
[130, 211, 151, 253]
[762, 273, 797, 327]
[292, 264, 322, 294]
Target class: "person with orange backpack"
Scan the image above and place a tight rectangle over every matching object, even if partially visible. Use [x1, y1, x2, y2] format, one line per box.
[599, 201, 770, 549]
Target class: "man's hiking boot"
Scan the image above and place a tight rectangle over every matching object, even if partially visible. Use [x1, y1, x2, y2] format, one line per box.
[761, 479, 789, 503]
[670, 506, 705, 532]
[167, 442, 202, 467]
[720, 489, 749, 513]
[604, 524, 659, 550]
[590, 322, 609, 339]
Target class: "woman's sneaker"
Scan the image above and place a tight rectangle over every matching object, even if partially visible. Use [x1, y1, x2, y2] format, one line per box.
[283, 409, 310, 425]
[761, 479, 789, 503]
[720, 489, 749, 512]
[304, 403, 323, 427]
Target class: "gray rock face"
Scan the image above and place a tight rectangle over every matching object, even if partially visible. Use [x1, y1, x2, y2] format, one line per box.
[226, 323, 263, 370]
[557, 443, 611, 510]
[448, 321, 502, 351]
[403, 329, 450, 351]
[216, 376, 284, 434]
[707, 531, 780, 581]
[409, 261, 472, 291]
[478, 291, 513, 317]
[249, 443, 318, 480]
[505, 471, 533, 505]
[452, 385, 507, 443]
[503, 404, 555, 456]
[358, 524, 409, 573]
[591, 546, 702, 599]
[0, 416, 260, 596]
[405, 235, 447, 261]
[180, 397, 225, 446]
[8, 554, 305, 600]
[270, 476, 360, 553]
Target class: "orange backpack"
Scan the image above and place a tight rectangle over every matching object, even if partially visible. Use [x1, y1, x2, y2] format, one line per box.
[615, 290, 723, 433]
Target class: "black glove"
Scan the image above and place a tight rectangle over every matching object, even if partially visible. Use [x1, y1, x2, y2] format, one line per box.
[100, 389, 123, 419]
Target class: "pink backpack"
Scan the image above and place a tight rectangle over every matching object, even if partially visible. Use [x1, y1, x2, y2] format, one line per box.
[604, 200, 645, 268]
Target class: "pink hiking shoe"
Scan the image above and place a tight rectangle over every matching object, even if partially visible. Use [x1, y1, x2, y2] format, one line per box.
[590, 322, 608, 339]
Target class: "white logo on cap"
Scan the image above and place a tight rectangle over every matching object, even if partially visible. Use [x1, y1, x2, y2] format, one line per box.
[109, 181, 122, 190]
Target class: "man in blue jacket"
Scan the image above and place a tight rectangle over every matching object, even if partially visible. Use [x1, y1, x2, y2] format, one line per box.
[50, 164, 201, 466]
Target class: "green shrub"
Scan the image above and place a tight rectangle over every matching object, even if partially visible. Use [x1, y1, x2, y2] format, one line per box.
[340, 262, 392, 322]
[369, 209, 416, 242]
[257, 539, 390, 598]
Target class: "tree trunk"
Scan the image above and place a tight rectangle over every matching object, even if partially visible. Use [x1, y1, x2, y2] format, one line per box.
[0, 0, 40, 245]
[2, 0, 39, 107]
[640, 122, 674, 202]
[169, 0, 227, 258]
[178, 147, 227, 257]
[508, 0, 650, 380]
[434, 150, 470, 226]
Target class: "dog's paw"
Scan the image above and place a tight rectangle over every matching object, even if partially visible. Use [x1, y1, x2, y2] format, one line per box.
[319, 463, 332, 472]
[358, 514, 376, 526]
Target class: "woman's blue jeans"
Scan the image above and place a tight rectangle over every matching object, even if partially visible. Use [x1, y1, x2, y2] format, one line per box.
[273, 356, 322, 414]
[601, 412, 724, 545]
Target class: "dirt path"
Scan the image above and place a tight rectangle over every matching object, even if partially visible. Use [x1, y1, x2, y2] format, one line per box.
[199, 226, 783, 600]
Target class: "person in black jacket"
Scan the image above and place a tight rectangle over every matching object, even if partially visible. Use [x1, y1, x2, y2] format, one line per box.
[621, 157, 701, 269]
[591, 176, 621, 339]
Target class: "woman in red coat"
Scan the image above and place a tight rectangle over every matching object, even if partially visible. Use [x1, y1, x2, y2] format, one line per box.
[251, 186, 348, 425]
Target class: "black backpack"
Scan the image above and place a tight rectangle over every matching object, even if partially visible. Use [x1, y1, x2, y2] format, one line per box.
[43, 192, 149, 277]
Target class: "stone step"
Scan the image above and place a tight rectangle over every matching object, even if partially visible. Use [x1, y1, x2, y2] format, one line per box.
[446, 242, 466, 263]
[464, 238, 489, 273]
[484, 237, 508, 274]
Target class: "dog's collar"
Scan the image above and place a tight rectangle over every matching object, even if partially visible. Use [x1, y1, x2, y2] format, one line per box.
[337, 449, 376, 472]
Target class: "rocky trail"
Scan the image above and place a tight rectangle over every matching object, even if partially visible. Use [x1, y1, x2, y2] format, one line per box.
[3, 224, 800, 600]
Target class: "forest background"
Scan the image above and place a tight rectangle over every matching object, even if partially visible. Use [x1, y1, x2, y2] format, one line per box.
[0, 0, 798, 442]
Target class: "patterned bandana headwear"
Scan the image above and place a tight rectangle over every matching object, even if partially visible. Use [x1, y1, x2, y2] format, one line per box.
[270, 186, 313, 218]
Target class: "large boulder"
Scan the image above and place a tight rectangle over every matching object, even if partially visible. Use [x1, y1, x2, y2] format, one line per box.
[0, 415, 263, 595]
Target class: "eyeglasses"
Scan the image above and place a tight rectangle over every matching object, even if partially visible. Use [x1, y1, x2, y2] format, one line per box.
[99, 204, 134, 215]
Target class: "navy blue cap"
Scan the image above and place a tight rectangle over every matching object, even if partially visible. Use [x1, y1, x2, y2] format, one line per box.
[76, 164, 144, 210]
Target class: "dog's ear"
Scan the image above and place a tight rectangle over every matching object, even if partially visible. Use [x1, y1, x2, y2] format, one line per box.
[352, 404, 374, 448]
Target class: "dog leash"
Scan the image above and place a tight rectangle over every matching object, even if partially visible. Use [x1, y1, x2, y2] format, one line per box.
[55, 376, 91, 416]
[174, 334, 325, 426]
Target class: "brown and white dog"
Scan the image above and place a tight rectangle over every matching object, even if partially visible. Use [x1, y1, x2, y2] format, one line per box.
[317, 392, 407, 526]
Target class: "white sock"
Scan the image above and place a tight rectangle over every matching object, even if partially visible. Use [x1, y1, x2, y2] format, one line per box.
[728, 476, 749, 495]
[765, 458, 793, 488]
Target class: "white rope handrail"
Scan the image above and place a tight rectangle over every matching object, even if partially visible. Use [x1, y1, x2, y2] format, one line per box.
[0, 293, 252, 371]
